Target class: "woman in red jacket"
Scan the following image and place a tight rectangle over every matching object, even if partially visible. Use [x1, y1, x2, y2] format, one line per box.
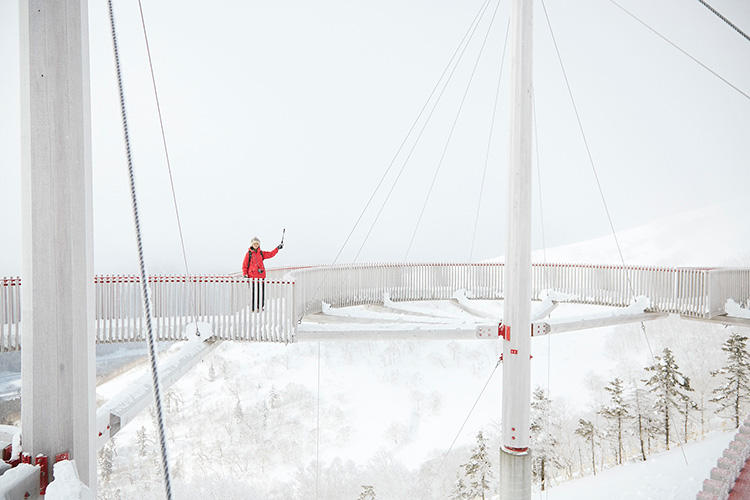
[242, 236, 282, 311]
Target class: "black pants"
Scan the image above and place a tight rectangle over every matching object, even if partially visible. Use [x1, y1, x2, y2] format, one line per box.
[251, 279, 265, 311]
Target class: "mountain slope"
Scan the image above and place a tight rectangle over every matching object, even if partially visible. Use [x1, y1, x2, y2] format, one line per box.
[493, 199, 750, 266]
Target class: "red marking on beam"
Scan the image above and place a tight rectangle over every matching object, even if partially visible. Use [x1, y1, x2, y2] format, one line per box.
[505, 446, 529, 453]
[510, 349, 518, 355]
[499, 324, 510, 340]
[36, 455, 49, 494]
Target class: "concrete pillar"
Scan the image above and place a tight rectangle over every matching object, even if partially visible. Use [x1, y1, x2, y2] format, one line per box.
[500, 0, 533, 497]
[19, 0, 96, 491]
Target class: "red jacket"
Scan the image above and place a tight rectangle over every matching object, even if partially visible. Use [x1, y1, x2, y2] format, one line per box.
[242, 247, 278, 278]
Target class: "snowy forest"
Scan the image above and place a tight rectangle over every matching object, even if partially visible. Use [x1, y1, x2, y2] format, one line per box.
[93, 315, 749, 499]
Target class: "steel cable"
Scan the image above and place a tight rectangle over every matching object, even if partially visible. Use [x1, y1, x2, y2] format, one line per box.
[697, 0, 750, 44]
[329, 0, 494, 265]
[532, 88, 552, 499]
[469, 19, 511, 262]
[352, 0, 496, 263]
[107, 1, 174, 497]
[300, 0, 495, 317]
[404, 0, 504, 260]
[315, 341, 321, 499]
[436, 359, 500, 475]
[135, 0, 201, 335]
[540, 0, 690, 466]
[609, 0, 750, 101]
[539, 0, 636, 299]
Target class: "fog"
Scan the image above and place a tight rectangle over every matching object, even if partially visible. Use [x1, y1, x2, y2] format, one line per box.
[1, 0, 748, 275]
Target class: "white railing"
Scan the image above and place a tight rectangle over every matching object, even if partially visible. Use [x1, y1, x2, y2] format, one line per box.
[95, 275, 295, 344]
[1, 263, 748, 351]
[707, 268, 750, 319]
[289, 263, 723, 322]
[1, 278, 21, 352]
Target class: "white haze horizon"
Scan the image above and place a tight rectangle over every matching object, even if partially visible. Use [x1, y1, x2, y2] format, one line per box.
[1, 0, 749, 275]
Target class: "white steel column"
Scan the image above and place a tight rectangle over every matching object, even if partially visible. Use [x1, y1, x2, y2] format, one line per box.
[500, 0, 533, 497]
[19, 0, 96, 491]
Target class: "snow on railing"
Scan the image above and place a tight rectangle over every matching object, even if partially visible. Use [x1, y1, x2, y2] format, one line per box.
[709, 268, 750, 319]
[0, 264, 747, 350]
[697, 417, 750, 500]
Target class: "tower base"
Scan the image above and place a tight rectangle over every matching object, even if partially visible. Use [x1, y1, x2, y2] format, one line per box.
[499, 447, 531, 500]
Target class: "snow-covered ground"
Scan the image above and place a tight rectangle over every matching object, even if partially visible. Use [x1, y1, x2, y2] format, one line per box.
[94, 301, 743, 499]
[548, 430, 734, 500]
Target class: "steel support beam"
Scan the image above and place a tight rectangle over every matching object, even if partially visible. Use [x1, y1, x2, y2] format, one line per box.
[296, 326, 485, 342]
[19, 0, 95, 492]
[681, 314, 750, 329]
[95, 336, 221, 451]
[542, 312, 668, 334]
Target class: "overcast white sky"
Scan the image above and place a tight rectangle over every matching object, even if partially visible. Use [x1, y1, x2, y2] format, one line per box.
[1, 0, 748, 274]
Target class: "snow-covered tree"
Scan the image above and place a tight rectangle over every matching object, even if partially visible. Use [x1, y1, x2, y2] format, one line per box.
[643, 347, 695, 450]
[530, 387, 559, 489]
[165, 388, 183, 415]
[575, 419, 596, 475]
[135, 425, 152, 458]
[710, 332, 750, 428]
[461, 431, 492, 499]
[450, 474, 469, 500]
[628, 380, 654, 461]
[233, 398, 244, 422]
[267, 387, 281, 409]
[358, 484, 376, 499]
[598, 378, 629, 465]
[98, 439, 117, 484]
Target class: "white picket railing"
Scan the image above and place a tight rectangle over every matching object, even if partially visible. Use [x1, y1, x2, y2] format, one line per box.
[1, 278, 21, 352]
[94, 275, 296, 344]
[289, 263, 722, 321]
[1, 263, 749, 351]
[707, 267, 750, 319]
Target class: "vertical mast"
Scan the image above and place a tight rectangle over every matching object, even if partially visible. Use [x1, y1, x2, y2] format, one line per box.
[500, 0, 533, 497]
[20, 0, 96, 491]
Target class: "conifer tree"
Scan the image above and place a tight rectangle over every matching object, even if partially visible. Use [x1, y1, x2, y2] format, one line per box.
[135, 425, 152, 458]
[711, 332, 750, 428]
[358, 485, 376, 500]
[530, 387, 559, 489]
[450, 474, 469, 500]
[599, 378, 629, 465]
[575, 419, 596, 475]
[233, 398, 244, 422]
[462, 431, 492, 500]
[98, 439, 117, 484]
[629, 381, 652, 461]
[643, 347, 695, 450]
